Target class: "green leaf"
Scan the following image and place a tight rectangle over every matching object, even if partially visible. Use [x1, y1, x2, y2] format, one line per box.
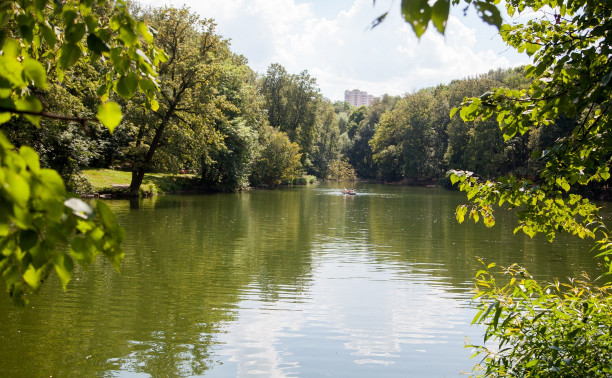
[40, 169, 66, 196]
[109, 15, 121, 31]
[19, 146, 40, 173]
[40, 23, 57, 48]
[456, 205, 467, 223]
[150, 98, 159, 112]
[137, 21, 154, 43]
[473, 1, 502, 30]
[370, 12, 389, 29]
[16, 14, 35, 43]
[119, 26, 137, 46]
[97, 102, 122, 132]
[19, 230, 38, 251]
[23, 264, 43, 290]
[62, 9, 78, 25]
[52, 253, 73, 290]
[70, 237, 97, 266]
[525, 42, 540, 56]
[95, 200, 117, 230]
[110, 48, 127, 75]
[116, 72, 139, 99]
[431, 0, 450, 34]
[138, 77, 158, 98]
[59, 42, 82, 69]
[23, 58, 47, 88]
[65, 22, 86, 43]
[401, 0, 432, 38]
[6, 170, 31, 208]
[15, 96, 43, 127]
[86, 33, 110, 54]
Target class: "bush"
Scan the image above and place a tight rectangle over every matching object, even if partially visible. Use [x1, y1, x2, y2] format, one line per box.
[326, 158, 357, 181]
[469, 262, 612, 377]
[289, 175, 317, 185]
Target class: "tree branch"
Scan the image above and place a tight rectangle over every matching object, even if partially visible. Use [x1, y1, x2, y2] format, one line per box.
[0, 106, 98, 124]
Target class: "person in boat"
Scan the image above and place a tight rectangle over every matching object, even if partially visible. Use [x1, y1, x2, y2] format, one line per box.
[343, 188, 349, 194]
[348, 189, 356, 195]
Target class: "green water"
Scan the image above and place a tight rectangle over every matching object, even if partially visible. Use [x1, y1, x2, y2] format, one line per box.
[0, 183, 602, 377]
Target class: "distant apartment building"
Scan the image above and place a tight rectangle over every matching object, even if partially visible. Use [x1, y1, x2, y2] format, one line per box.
[344, 89, 375, 107]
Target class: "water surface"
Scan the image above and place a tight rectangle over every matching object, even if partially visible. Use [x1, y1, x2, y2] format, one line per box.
[0, 183, 602, 377]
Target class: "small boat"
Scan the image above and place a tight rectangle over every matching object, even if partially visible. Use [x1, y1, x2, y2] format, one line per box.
[342, 189, 357, 195]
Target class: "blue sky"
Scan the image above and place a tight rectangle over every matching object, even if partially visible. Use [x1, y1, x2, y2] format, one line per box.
[136, 0, 531, 101]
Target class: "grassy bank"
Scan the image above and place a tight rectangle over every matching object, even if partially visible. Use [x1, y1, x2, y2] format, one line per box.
[81, 169, 200, 197]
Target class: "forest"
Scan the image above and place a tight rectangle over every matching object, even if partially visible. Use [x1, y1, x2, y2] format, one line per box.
[0, 4, 580, 197]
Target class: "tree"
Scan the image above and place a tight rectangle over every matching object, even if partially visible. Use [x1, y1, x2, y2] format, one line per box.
[260, 64, 323, 174]
[125, 7, 227, 196]
[326, 158, 357, 181]
[310, 102, 341, 179]
[200, 118, 257, 191]
[0, 0, 163, 304]
[345, 95, 398, 179]
[249, 124, 302, 187]
[199, 54, 265, 192]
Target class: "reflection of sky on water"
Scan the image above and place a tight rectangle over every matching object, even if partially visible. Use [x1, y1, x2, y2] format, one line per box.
[208, 239, 481, 377]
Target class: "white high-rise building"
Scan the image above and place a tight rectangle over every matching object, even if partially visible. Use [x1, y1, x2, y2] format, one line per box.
[344, 89, 375, 107]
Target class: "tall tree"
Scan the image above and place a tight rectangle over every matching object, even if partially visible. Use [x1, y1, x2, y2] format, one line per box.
[260, 64, 322, 174]
[261, 63, 289, 132]
[249, 124, 302, 187]
[311, 102, 341, 179]
[126, 7, 226, 196]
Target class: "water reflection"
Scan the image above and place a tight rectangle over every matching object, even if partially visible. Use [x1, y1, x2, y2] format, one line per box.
[0, 184, 601, 377]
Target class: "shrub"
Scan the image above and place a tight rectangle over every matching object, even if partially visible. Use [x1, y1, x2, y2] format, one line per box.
[326, 158, 357, 181]
[469, 262, 612, 377]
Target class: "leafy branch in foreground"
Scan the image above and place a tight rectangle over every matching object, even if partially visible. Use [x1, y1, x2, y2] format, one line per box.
[0, 0, 164, 305]
[469, 262, 612, 377]
[373, 0, 504, 38]
[447, 0, 612, 268]
[0, 0, 165, 130]
[387, 0, 612, 375]
[0, 133, 124, 306]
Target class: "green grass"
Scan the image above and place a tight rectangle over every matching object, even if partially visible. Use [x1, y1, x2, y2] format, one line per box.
[81, 169, 200, 196]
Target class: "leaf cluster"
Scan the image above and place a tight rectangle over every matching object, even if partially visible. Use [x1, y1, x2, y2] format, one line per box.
[0, 133, 124, 306]
[0, 0, 165, 130]
[449, 0, 612, 268]
[374, 0, 503, 38]
[469, 262, 612, 377]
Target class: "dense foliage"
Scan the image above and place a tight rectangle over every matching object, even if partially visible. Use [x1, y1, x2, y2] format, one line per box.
[469, 262, 612, 377]
[337, 69, 535, 183]
[0, 0, 163, 305]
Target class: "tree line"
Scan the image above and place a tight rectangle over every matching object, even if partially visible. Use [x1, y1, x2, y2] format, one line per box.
[339, 67, 584, 186]
[1, 5, 345, 196]
[2, 4, 575, 197]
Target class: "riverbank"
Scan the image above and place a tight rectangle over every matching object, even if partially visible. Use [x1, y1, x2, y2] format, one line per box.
[79, 169, 320, 198]
[80, 169, 202, 198]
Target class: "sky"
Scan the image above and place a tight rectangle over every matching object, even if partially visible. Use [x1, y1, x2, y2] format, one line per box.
[134, 0, 531, 101]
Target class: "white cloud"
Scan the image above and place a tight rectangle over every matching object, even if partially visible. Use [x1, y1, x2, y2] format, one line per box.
[135, 0, 530, 101]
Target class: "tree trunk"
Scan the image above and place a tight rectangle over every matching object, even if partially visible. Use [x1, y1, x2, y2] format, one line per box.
[128, 123, 166, 196]
[129, 168, 146, 197]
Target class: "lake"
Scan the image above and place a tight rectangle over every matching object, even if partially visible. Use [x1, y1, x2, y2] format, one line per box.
[0, 183, 603, 377]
